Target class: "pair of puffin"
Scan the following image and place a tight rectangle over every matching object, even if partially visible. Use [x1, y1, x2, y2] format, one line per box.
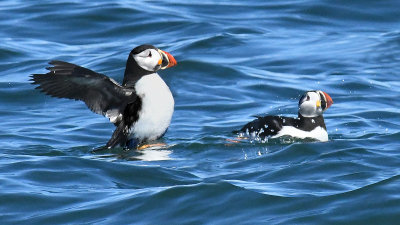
[31, 44, 333, 150]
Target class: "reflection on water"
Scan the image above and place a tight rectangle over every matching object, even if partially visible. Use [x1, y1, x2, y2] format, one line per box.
[91, 144, 174, 161]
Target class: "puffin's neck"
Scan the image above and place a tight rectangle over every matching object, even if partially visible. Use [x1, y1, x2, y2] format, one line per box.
[297, 113, 326, 131]
[122, 56, 153, 87]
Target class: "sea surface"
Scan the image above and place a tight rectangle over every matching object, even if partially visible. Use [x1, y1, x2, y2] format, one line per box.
[1, 0, 400, 224]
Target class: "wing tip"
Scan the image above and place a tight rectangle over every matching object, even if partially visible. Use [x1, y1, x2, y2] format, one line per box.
[30, 73, 42, 83]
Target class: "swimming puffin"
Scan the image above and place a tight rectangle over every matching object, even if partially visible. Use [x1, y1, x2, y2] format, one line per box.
[31, 44, 177, 149]
[239, 90, 333, 142]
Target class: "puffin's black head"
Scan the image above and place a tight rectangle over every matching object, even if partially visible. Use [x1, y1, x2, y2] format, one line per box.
[129, 44, 177, 72]
[298, 90, 333, 117]
[123, 44, 177, 86]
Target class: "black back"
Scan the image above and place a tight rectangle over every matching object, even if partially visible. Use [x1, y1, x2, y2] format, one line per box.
[240, 114, 326, 138]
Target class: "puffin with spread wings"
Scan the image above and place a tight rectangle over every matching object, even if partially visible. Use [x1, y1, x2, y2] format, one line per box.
[31, 44, 177, 150]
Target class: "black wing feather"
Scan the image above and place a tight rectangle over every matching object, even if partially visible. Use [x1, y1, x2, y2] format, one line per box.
[240, 116, 284, 137]
[31, 60, 136, 123]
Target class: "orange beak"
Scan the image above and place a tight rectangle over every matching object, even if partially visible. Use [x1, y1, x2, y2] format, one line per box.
[159, 50, 177, 69]
[323, 91, 333, 109]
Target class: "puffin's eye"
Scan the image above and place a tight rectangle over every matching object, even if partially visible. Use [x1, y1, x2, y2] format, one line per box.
[306, 95, 310, 101]
[148, 51, 152, 57]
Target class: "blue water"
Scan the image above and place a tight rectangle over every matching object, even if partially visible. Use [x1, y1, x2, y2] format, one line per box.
[1, 0, 400, 224]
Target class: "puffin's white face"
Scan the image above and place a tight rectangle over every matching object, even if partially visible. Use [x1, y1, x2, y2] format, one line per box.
[133, 48, 163, 72]
[299, 90, 333, 117]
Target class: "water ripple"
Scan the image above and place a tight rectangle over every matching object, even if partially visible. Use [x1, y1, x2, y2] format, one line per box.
[1, 0, 400, 224]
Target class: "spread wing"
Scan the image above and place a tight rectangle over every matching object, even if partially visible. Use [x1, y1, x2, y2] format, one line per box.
[31, 60, 136, 123]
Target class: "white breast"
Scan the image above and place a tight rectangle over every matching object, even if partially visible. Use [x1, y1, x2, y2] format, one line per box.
[130, 73, 174, 141]
[273, 126, 328, 142]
